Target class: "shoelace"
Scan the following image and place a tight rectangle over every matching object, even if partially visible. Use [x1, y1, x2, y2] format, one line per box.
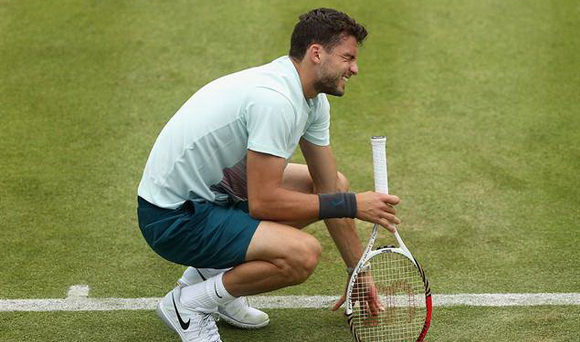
[198, 312, 221, 342]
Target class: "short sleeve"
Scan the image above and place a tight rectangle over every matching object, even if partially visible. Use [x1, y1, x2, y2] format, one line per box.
[244, 87, 299, 159]
[302, 94, 330, 146]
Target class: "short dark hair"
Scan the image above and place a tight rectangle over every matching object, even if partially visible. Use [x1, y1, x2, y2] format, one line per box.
[289, 8, 368, 61]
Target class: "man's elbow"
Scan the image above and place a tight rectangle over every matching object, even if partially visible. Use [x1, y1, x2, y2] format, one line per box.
[248, 198, 270, 220]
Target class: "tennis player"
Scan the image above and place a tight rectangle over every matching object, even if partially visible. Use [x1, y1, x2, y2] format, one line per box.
[137, 8, 401, 342]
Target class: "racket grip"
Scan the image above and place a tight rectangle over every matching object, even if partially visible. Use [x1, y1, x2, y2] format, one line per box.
[371, 136, 388, 194]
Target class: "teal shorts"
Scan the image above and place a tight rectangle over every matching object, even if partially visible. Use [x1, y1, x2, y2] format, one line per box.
[137, 196, 260, 269]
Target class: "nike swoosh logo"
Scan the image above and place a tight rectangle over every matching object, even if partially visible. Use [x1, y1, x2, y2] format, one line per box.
[172, 293, 191, 330]
[195, 268, 207, 281]
[332, 199, 344, 207]
[214, 282, 223, 299]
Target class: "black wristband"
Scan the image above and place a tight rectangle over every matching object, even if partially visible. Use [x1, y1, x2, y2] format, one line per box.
[318, 192, 357, 219]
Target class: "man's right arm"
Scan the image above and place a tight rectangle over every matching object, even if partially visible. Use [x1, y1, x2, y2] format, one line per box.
[246, 149, 401, 229]
[246, 149, 319, 221]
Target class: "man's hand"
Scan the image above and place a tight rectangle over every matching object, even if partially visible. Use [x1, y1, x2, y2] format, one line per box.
[331, 272, 383, 315]
[355, 192, 401, 233]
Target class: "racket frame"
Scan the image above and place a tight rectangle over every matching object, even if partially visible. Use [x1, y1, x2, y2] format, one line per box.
[344, 136, 432, 342]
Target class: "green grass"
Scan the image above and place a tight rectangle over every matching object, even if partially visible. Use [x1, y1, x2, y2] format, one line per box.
[1, 0, 579, 341]
[2, 307, 580, 342]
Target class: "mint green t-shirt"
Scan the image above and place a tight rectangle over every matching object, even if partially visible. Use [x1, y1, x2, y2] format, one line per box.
[138, 56, 330, 209]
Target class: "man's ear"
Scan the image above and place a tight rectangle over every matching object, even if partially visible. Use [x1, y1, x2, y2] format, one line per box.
[306, 44, 324, 64]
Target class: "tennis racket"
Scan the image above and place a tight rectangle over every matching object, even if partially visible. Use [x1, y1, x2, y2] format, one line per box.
[345, 136, 432, 342]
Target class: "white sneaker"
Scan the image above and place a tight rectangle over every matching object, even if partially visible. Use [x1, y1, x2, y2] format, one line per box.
[178, 267, 270, 329]
[157, 286, 222, 342]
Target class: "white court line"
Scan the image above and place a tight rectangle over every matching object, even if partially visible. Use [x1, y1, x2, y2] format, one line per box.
[1, 285, 579, 312]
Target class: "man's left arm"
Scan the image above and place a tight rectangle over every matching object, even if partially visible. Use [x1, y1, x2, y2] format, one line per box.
[300, 138, 390, 313]
[299, 138, 363, 269]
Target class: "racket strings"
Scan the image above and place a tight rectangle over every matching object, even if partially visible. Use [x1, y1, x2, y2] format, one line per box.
[351, 252, 426, 342]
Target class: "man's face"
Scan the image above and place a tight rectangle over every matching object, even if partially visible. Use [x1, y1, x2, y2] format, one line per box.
[314, 35, 360, 97]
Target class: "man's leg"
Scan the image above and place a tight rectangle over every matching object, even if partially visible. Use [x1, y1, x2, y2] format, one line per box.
[158, 215, 321, 341]
[222, 220, 322, 296]
[156, 222, 322, 342]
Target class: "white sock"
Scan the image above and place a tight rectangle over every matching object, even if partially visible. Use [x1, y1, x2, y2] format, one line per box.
[181, 267, 232, 284]
[180, 272, 236, 309]
[200, 267, 232, 278]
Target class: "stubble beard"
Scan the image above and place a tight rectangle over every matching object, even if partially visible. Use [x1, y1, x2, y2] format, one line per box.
[314, 66, 345, 97]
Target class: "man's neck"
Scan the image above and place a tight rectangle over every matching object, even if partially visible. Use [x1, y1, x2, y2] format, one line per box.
[290, 57, 318, 99]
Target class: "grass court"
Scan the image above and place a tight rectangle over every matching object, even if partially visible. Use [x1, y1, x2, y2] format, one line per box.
[1, 0, 579, 341]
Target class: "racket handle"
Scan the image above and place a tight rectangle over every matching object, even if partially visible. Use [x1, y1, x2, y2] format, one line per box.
[371, 136, 399, 234]
[371, 136, 388, 194]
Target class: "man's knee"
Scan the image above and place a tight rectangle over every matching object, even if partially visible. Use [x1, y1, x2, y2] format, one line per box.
[279, 235, 322, 285]
[310, 171, 350, 194]
[336, 171, 350, 192]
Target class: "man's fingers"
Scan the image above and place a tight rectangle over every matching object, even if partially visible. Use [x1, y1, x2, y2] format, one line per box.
[355, 192, 403, 228]
[331, 295, 346, 311]
[376, 217, 398, 233]
[380, 193, 400, 206]
[377, 194, 401, 226]
[384, 205, 396, 215]
[371, 293, 385, 312]
[368, 285, 385, 313]
[365, 296, 383, 316]
[380, 212, 401, 225]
